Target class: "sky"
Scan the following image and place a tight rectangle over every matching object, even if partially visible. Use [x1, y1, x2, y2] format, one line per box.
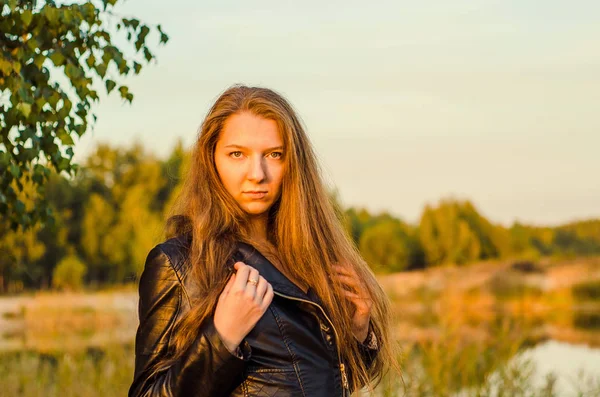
[72, 0, 600, 227]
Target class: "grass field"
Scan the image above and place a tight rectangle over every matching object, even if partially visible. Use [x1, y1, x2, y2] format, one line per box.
[2, 257, 600, 396]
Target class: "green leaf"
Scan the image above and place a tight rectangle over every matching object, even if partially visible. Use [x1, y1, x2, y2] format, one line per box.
[95, 63, 107, 78]
[63, 8, 73, 24]
[21, 127, 36, 142]
[133, 62, 142, 74]
[44, 6, 59, 25]
[0, 151, 8, 167]
[143, 47, 153, 62]
[32, 172, 43, 184]
[34, 55, 45, 69]
[10, 164, 21, 178]
[15, 200, 25, 215]
[57, 129, 74, 145]
[21, 10, 33, 27]
[50, 51, 66, 66]
[158, 24, 169, 44]
[86, 54, 96, 69]
[118, 85, 129, 99]
[81, 3, 96, 22]
[0, 58, 12, 74]
[105, 79, 116, 93]
[136, 26, 150, 51]
[57, 157, 71, 172]
[63, 97, 72, 113]
[73, 123, 85, 136]
[102, 49, 112, 66]
[26, 37, 39, 52]
[65, 64, 81, 80]
[11, 61, 21, 74]
[48, 92, 60, 108]
[17, 103, 32, 118]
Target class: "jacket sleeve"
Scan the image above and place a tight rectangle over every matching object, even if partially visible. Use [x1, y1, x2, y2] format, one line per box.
[348, 321, 380, 393]
[357, 323, 379, 371]
[128, 245, 252, 397]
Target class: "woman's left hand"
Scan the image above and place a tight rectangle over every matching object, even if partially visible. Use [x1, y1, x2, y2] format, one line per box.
[332, 263, 373, 343]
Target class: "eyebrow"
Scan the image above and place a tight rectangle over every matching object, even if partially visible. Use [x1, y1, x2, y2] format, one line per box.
[224, 144, 284, 151]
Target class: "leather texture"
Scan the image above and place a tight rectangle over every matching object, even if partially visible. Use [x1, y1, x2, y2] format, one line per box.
[128, 234, 380, 397]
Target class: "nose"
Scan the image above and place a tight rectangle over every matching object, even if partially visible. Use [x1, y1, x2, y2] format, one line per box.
[247, 155, 266, 182]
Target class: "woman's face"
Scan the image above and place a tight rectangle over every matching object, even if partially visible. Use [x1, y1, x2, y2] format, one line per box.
[214, 111, 285, 218]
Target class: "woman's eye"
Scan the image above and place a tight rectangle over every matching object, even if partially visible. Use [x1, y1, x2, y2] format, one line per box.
[229, 151, 243, 158]
[270, 152, 283, 159]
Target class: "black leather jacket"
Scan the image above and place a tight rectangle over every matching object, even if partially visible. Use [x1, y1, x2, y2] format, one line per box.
[129, 234, 380, 397]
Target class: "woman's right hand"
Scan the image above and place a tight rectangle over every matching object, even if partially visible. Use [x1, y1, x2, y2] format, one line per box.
[213, 261, 274, 353]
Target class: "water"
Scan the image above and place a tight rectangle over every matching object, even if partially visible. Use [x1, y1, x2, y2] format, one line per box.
[522, 340, 600, 395]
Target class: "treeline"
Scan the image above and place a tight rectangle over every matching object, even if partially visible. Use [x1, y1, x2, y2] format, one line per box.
[347, 203, 600, 273]
[1, 141, 599, 293]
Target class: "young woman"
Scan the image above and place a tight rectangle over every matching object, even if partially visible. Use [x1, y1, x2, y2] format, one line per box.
[129, 85, 400, 397]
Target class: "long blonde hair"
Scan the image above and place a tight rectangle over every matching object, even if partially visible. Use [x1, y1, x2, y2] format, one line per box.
[161, 84, 400, 393]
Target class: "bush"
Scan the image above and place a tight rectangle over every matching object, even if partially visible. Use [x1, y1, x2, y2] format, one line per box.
[52, 255, 87, 291]
[488, 271, 543, 300]
[510, 260, 545, 274]
[572, 279, 600, 301]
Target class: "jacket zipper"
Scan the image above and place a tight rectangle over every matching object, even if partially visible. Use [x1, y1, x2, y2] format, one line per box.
[273, 291, 350, 396]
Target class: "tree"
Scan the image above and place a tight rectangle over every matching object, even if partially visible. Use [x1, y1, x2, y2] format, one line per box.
[419, 199, 508, 266]
[80, 142, 164, 283]
[0, 0, 169, 231]
[0, 219, 45, 292]
[52, 253, 86, 290]
[359, 218, 423, 273]
[343, 207, 396, 247]
[0, 173, 45, 292]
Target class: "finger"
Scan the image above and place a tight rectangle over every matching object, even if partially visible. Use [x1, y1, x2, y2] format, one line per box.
[260, 283, 274, 310]
[332, 263, 356, 277]
[233, 262, 251, 291]
[342, 290, 372, 311]
[342, 289, 361, 300]
[244, 267, 260, 298]
[333, 270, 368, 293]
[222, 272, 236, 296]
[334, 274, 362, 292]
[341, 289, 371, 305]
[341, 290, 367, 310]
[254, 276, 268, 304]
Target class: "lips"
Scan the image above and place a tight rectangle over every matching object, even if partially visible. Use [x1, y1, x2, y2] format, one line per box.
[243, 191, 267, 199]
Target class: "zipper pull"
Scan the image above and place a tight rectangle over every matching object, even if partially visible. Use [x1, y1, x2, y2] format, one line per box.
[340, 363, 349, 391]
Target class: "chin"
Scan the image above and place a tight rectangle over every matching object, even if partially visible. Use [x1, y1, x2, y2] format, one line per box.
[242, 202, 272, 216]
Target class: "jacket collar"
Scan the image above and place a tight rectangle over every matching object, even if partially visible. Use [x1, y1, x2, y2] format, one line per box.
[172, 233, 321, 304]
[234, 242, 314, 302]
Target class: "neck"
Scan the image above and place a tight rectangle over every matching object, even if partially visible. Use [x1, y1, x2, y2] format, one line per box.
[247, 213, 269, 243]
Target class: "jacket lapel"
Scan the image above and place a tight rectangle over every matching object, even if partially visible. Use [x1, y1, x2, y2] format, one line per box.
[234, 242, 311, 301]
